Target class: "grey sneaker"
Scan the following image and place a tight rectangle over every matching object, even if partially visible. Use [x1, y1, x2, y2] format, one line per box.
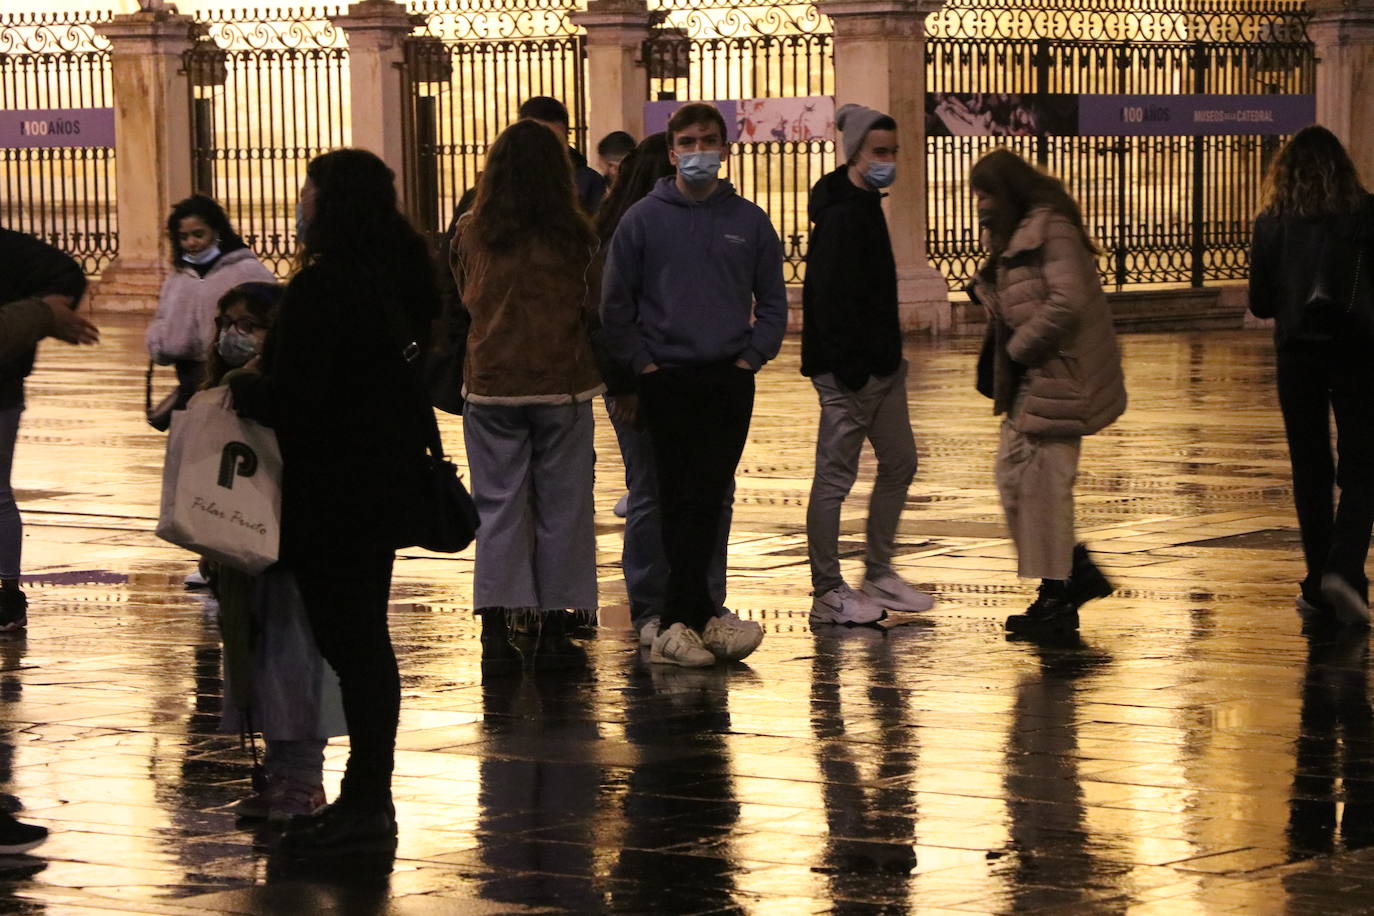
[860, 573, 935, 613]
[649, 623, 715, 667]
[1322, 574, 1371, 627]
[637, 616, 660, 647]
[810, 584, 884, 625]
[702, 613, 764, 662]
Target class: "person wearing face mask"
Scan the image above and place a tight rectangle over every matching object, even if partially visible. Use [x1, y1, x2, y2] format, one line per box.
[600, 102, 787, 668]
[801, 104, 935, 627]
[199, 282, 347, 825]
[145, 195, 275, 413]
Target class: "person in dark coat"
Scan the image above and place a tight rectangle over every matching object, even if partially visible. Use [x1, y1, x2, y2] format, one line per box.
[1249, 125, 1374, 628]
[0, 229, 92, 630]
[801, 104, 933, 627]
[231, 149, 439, 856]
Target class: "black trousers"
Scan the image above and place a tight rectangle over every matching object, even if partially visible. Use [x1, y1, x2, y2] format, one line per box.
[640, 362, 755, 632]
[1277, 342, 1374, 601]
[294, 548, 398, 808]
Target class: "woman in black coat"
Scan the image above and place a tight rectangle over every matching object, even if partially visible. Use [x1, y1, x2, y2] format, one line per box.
[1249, 126, 1374, 628]
[232, 149, 439, 854]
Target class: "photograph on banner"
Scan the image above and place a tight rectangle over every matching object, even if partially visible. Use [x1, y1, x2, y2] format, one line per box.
[644, 97, 836, 144]
[736, 96, 835, 143]
[925, 93, 1078, 138]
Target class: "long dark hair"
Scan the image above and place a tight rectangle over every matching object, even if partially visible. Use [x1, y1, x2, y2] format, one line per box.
[1262, 125, 1368, 219]
[165, 195, 245, 265]
[297, 148, 427, 284]
[466, 119, 596, 258]
[970, 148, 1098, 256]
[595, 132, 673, 244]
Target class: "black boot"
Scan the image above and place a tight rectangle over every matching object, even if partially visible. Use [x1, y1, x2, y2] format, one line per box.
[1069, 544, 1114, 606]
[278, 797, 397, 857]
[1006, 579, 1079, 635]
[533, 611, 588, 669]
[479, 610, 520, 670]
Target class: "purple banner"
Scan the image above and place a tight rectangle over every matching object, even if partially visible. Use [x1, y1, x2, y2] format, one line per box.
[1079, 95, 1314, 136]
[643, 100, 740, 142]
[0, 108, 115, 149]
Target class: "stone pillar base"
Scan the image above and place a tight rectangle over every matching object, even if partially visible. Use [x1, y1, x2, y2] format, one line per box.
[898, 265, 953, 334]
[89, 258, 169, 314]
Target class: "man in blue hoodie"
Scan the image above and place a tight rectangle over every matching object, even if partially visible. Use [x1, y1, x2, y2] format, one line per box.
[601, 102, 788, 668]
[801, 104, 935, 626]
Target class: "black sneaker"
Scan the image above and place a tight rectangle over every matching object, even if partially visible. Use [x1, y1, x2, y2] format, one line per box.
[1069, 544, 1114, 606]
[0, 590, 27, 632]
[1006, 581, 1079, 635]
[0, 812, 47, 854]
[278, 799, 397, 857]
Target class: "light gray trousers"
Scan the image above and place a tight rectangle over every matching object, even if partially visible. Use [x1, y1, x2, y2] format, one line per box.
[806, 362, 917, 594]
[464, 400, 598, 612]
[995, 407, 1081, 581]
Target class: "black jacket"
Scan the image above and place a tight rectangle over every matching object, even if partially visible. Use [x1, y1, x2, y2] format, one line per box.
[800, 167, 901, 390]
[0, 229, 86, 408]
[1249, 193, 1374, 348]
[231, 239, 440, 561]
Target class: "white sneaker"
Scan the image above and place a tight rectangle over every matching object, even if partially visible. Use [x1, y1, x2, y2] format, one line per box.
[861, 573, 935, 613]
[613, 492, 630, 518]
[637, 616, 661, 647]
[810, 584, 885, 625]
[702, 613, 764, 662]
[649, 623, 715, 667]
[1322, 573, 1371, 627]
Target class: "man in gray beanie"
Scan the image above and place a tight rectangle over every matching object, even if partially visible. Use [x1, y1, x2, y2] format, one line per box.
[801, 102, 936, 625]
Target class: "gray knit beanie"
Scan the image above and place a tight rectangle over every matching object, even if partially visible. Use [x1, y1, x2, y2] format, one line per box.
[835, 103, 889, 163]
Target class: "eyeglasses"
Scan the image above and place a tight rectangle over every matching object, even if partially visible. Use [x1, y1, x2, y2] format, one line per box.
[215, 315, 265, 334]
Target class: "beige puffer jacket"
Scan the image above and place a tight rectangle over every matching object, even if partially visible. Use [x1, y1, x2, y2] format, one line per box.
[972, 207, 1126, 438]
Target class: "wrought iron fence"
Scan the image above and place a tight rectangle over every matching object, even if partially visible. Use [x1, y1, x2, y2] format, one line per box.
[403, 0, 586, 241]
[0, 12, 116, 276]
[186, 6, 350, 277]
[645, 0, 831, 283]
[925, 0, 1313, 289]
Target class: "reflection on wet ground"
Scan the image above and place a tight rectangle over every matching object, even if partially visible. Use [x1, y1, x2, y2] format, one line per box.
[1, 317, 1372, 912]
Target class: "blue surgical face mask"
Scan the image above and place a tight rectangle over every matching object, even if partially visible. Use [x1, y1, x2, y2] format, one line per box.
[678, 150, 722, 187]
[865, 161, 896, 189]
[217, 328, 259, 367]
[183, 242, 221, 266]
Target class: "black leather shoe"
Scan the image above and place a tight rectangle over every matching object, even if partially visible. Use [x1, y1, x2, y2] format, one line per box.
[1006, 581, 1079, 635]
[278, 800, 396, 857]
[1069, 544, 1114, 606]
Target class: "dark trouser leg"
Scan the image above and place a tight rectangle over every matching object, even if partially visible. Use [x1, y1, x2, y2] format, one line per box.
[1277, 347, 1337, 599]
[294, 549, 397, 809]
[641, 364, 755, 633]
[1328, 352, 1374, 600]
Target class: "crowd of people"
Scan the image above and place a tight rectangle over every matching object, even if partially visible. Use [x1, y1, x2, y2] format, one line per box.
[0, 95, 1371, 859]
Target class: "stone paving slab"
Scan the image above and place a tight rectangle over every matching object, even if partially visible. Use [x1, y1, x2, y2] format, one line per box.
[0, 317, 1367, 912]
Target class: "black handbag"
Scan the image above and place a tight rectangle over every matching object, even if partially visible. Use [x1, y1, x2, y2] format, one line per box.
[145, 361, 179, 432]
[416, 419, 479, 554]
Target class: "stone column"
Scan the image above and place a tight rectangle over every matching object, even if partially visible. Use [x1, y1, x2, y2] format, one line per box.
[573, 0, 652, 155]
[819, 0, 950, 333]
[1310, 0, 1374, 183]
[92, 9, 195, 313]
[333, 0, 415, 201]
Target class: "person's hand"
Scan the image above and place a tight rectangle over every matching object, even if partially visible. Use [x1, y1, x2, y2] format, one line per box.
[607, 394, 639, 426]
[734, 358, 753, 371]
[243, 355, 262, 372]
[641, 362, 659, 375]
[44, 298, 99, 346]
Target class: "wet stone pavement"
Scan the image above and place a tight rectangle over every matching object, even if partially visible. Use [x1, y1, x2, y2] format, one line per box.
[1, 315, 1371, 914]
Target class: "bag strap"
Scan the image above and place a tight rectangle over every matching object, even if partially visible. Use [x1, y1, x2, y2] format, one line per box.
[377, 293, 448, 464]
[145, 360, 155, 412]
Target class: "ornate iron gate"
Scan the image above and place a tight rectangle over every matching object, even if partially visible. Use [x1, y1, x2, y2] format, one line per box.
[0, 12, 117, 275]
[644, 0, 831, 283]
[925, 0, 1314, 290]
[185, 7, 350, 277]
[403, 0, 587, 241]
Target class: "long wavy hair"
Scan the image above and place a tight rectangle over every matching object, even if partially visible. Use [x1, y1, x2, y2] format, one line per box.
[165, 195, 246, 265]
[465, 119, 596, 259]
[595, 132, 673, 244]
[297, 148, 428, 286]
[970, 148, 1099, 256]
[1261, 125, 1367, 219]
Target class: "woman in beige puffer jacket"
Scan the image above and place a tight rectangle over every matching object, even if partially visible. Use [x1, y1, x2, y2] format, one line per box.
[969, 149, 1126, 636]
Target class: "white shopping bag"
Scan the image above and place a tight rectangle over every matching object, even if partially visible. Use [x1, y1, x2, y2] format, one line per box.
[156, 387, 282, 575]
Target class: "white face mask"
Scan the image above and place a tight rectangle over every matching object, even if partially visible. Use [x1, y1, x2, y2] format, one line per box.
[216, 328, 259, 367]
[183, 243, 222, 266]
[678, 150, 722, 187]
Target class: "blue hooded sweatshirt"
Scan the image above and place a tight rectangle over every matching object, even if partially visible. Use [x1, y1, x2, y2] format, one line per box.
[599, 176, 788, 374]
